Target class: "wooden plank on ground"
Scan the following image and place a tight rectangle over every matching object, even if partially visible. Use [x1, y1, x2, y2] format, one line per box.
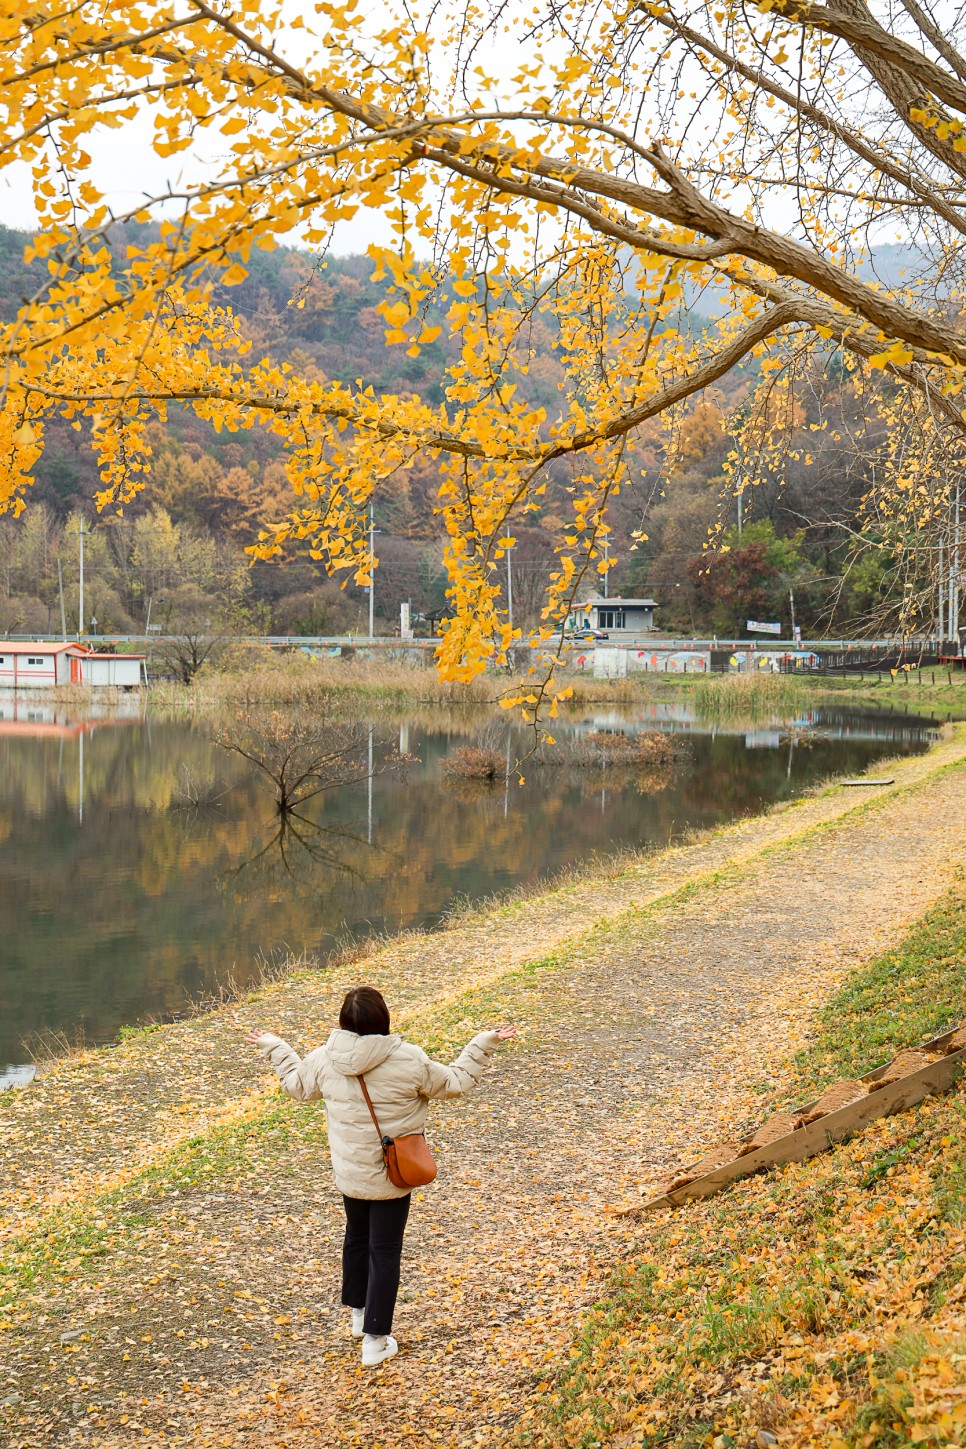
[841, 778, 894, 787]
[639, 1043, 966, 1213]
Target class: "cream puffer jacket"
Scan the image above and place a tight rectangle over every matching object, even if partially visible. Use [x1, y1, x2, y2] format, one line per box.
[256, 1027, 501, 1200]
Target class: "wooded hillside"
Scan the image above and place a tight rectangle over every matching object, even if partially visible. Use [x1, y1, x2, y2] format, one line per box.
[0, 225, 914, 639]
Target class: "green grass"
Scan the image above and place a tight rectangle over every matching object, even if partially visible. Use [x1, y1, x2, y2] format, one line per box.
[520, 1160, 880, 1446]
[851, 1329, 966, 1448]
[786, 877, 966, 1102]
[519, 1102, 966, 1448]
[932, 1130, 966, 1227]
[116, 1022, 160, 1043]
[814, 670, 966, 717]
[667, 663, 966, 719]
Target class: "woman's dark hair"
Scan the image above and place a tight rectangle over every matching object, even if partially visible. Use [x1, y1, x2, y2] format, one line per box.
[339, 986, 391, 1036]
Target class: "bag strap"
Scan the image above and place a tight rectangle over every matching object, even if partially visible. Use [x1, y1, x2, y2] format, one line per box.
[358, 1074, 387, 1144]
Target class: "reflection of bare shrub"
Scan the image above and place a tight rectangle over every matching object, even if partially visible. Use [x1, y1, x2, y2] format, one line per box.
[530, 728, 680, 795]
[169, 764, 229, 811]
[442, 745, 504, 781]
[443, 781, 499, 812]
[534, 729, 678, 770]
[580, 763, 675, 796]
[636, 763, 676, 794]
[580, 730, 677, 765]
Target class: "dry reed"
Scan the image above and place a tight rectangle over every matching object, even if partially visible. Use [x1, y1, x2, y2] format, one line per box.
[689, 671, 812, 722]
[145, 653, 671, 721]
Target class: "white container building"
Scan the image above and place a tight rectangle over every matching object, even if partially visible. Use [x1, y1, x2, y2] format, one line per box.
[0, 641, 75, 687]
[0, 642, 145, 688]
[69, 650, 145, 688]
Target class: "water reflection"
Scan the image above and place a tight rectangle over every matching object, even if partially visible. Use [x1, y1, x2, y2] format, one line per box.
[0, 1064, 36, 1093]
[227, 811, 387, 885]
[0, 699, 937, 1077]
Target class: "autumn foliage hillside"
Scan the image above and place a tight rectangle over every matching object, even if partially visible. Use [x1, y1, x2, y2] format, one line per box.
[0, 223, 568, 535]
[0, 224, 922, 640]
[0, 224, 583, 637]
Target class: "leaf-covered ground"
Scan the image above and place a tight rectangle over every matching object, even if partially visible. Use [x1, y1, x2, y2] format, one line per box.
[522, 875, 966, 1448]
[3, 728, 966, 1447]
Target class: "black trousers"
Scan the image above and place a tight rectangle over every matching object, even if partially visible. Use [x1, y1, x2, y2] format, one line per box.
[341, 1193, 411, 1336]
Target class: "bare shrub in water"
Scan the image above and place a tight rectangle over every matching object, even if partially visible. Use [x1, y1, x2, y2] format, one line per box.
[441, 745, 505, 782]
[211, 708, 407, 813]
[169, 763, 230, 811]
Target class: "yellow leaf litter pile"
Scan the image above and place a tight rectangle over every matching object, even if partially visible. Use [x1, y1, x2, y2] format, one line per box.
[3, 727, 966, 1447]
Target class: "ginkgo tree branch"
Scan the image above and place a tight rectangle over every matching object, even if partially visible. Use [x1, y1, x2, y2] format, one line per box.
[646, 11, 966, 239]
[0, 78, 193, 160]
[21, 302, 807, 461]
[127, 5, 966, 363]
[415, 131, 966, 362]
[767, 0, 966, 113]
[897, 0, 966, 86]
[11, 3, 966, 366]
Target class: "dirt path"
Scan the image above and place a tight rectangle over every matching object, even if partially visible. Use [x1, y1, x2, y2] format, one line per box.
[4, 730, 966, 1446]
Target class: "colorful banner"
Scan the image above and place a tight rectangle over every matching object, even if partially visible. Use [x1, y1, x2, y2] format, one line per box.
[747, 619, 782, 635]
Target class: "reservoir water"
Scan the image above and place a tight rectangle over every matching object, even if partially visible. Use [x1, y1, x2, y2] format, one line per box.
[0, 695, 938, 1080]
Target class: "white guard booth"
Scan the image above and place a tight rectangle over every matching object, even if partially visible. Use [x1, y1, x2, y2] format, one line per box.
[594, 647, 629, 679]
[69, 650, 145, 687]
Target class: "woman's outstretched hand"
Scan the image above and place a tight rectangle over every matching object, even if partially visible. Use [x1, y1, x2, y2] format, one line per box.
[493, 1024, 517, 1041]
[246, 1030, 270, 1046]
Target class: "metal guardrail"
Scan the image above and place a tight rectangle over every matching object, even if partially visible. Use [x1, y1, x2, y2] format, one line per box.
[0, 632, 946, 650]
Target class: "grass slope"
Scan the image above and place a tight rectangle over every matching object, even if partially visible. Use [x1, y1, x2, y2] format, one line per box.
[520, 877, 966, 1448]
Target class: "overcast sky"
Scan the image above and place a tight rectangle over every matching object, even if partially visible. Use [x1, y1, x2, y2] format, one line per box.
[0, 1, 505, 253]
[0, 103, 400, 253]
[0, 7, 905, 258]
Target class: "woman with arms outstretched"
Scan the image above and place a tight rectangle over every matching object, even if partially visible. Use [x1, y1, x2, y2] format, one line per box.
[247, 985, 515, 1367]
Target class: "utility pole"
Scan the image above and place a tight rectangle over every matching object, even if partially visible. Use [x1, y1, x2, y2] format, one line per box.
[603, 535, 609, 599]
[368, 503, 376, 642]
[57, 557, 67, 641]
[954, 480, 962, 644]
[789, 586, 796, 639]
[78, 520, 85, 636]
[939, 536, 946, 647]
[506, 541, 513, 631]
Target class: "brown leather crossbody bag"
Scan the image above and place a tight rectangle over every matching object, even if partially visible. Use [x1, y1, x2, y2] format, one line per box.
[357, 1075, 438, 1190]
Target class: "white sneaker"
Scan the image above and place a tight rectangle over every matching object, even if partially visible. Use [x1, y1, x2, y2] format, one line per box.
[351, 1308, 365, 1339]
[362, 1333, 398, 1367]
